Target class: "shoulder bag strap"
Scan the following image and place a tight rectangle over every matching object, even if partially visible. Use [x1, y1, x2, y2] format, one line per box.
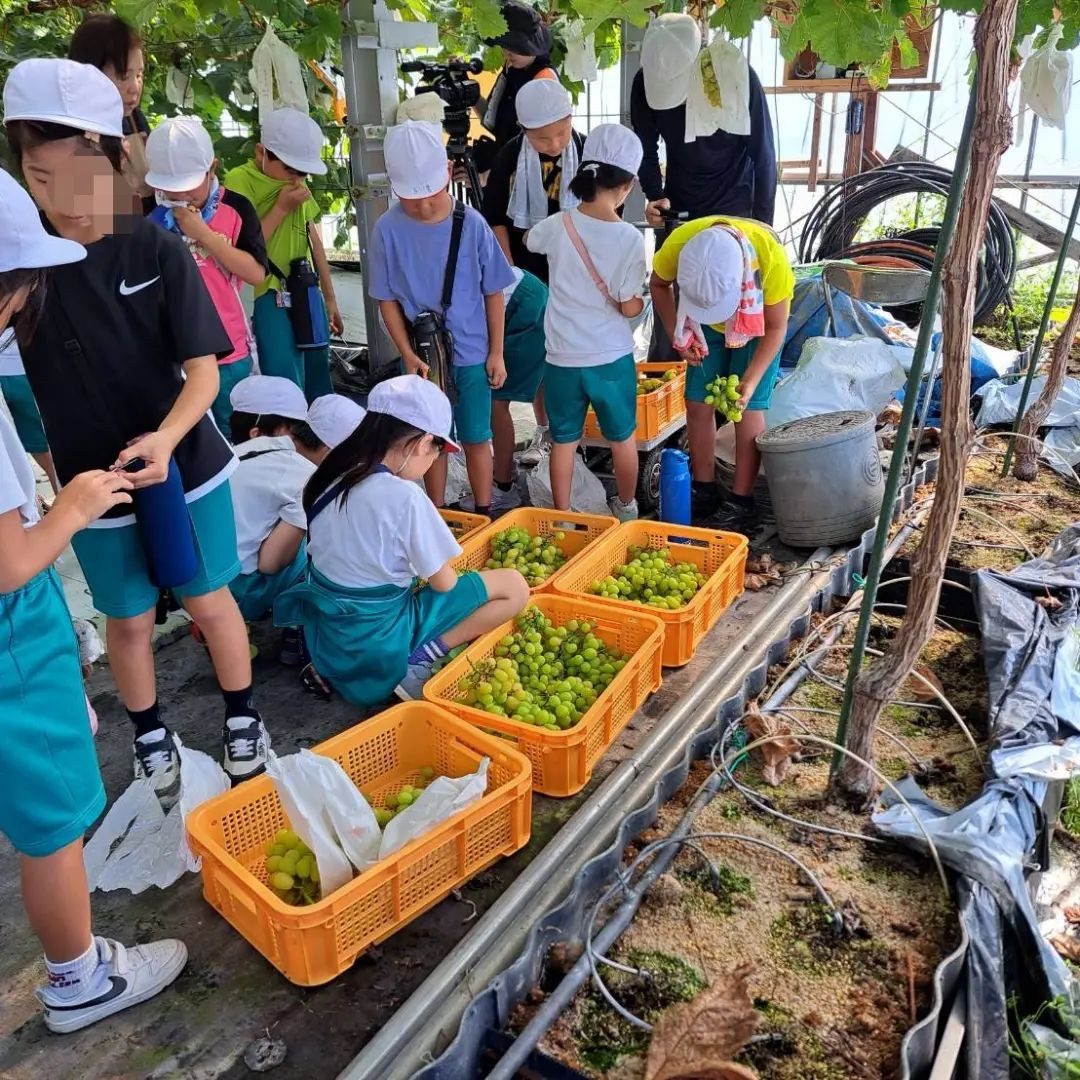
[441, 202, 467, 313]
[306, 477, 346, 526]
[560, 212, 619, 310]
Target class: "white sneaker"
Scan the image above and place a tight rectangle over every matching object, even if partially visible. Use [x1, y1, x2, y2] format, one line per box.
[394, 659, 435, 701]
[518, 427, 550, 467]
[607, 495, 639, 522]
[38, 936, 187, 1034]
[222, 715, 271, 784]
[132, 728, 182, 811]
[491, 484, 522, 513]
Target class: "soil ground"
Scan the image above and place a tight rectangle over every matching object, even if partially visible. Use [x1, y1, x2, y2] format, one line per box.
[526, 611, 985, 1080]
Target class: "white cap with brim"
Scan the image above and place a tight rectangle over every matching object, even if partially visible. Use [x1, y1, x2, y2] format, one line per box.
[580, 123, 643, 176]
[367, 374, 461, 454]
[0, 168, 86, 272]
[307, 394, 366, 449]
[145, 116, 215, 192]
[261, 107, 327, 176]
[641, 14, 702, 112]
[515, 79, 572, 129]
[674, 227, 742, 337]
[229, 374, 309, 422]
[384, 121, 449, 200]
[3, 58, 124, 138]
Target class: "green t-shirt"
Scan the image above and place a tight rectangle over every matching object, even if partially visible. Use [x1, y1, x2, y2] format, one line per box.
[224, 159, 320, 298]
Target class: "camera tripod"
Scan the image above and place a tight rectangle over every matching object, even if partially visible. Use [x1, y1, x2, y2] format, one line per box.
[447, 134, 484, 213]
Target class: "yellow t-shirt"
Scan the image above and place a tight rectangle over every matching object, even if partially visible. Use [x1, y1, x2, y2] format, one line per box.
[652, 216, 795, 330]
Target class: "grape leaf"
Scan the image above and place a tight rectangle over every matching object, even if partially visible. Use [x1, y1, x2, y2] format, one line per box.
[896, 29, 921, 69]
[710, 0, 765, 39]
[864, 52, 892, 90]
[471, 0, 509, 40]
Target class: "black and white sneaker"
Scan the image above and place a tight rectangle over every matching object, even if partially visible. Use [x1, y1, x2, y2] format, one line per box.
[133, 727, 182, 810]
[223, 716, 270, 784]
[278, 627, 307, 668]
[38, 936, 187, 1034]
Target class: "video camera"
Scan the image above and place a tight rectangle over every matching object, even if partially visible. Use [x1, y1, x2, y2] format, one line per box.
[400, 57, 483, 149]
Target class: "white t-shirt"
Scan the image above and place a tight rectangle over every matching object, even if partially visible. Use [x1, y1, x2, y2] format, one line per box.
[0, 409, 39, 525]
[307, 470, 462, 589]
[230, 435, 316, 575]
[0, 331, 24, 377]
[525, 208, 645, 368]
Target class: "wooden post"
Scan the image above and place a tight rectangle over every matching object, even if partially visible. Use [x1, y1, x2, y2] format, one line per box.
[809, 94, 824, 192]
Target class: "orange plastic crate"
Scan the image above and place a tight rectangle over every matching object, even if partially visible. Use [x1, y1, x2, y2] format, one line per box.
[584, 362, 687, 442]
[440, 508, 490, 543]
[451, 508, 618, 594]
[549, 521, 748, 668]
[423, 595, 664, 797]
[185, 703, 532, 986]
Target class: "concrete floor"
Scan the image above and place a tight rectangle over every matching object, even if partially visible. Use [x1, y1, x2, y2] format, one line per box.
[0, 536, 794, 1079]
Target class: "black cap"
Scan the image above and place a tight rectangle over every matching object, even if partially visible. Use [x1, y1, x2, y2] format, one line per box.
[485, 1, 552, 56]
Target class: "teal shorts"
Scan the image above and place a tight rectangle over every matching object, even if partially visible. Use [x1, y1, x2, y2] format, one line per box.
[0, 569, 105, 856]
[212, 356, 254, 438]
[252, 292, 333, 403]
[0, 373, 48, 454]
[495, 271, 547, 404]
[71, 478, 242, 619]
[684, 327, 782, 411]
[452, 362, 493, 445]
[230, 541, 307, 621]
[544, 354, 637, 444]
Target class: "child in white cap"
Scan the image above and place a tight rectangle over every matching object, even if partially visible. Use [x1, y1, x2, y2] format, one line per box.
[371, 120, 516, 516]
[225, 107, 342, 402]
[484, 76, 585, 474]
[525, 123, 646, 521]
[650, 214, 793, 531]
[146, 116, 268, 436]
[4, 57, 272, 791]
[275, 374, 529, 704]
[0, 166, 187, 1033]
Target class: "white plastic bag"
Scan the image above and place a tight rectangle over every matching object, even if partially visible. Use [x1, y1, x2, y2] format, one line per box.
[444, 450, 472, 506]
[527, 454, 609, 515]
[379, 759, 489, 859]
[976, 376, 1080, 428]
[266, 751, 361, 895]
[710, 37, 751, 136]
[84, 737, 229, 894]
[396, 95, 447, 125]
[765, 336, 907, 429]
[1051, 626, 1080, 726]
[563, 21, 598, 83]
[319, 756, 382, 872]
[1020, 24, 1073, 130]
[165, 66, 195, 109]
[249, 24, 309, 129]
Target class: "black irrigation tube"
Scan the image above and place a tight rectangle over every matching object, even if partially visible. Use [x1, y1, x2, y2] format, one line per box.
[338, 461, 943, 1080]
[797, 160, 1016, 326]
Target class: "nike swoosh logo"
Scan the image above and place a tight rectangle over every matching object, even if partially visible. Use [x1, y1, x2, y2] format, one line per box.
[46, 975, 129, 1010]
[119, 277, 160, 296]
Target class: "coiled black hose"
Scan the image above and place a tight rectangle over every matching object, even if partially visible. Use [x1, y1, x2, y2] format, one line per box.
[798, 161, 1016, 325]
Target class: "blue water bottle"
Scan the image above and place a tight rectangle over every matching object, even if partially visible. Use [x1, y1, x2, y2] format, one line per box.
[659, 448, 691, 525]
[133, 458, 199, 589]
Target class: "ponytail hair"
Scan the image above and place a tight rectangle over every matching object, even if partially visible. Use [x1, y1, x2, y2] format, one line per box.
[569, 160, 636, 202]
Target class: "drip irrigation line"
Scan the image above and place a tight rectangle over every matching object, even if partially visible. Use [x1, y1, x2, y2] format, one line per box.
[768, 706, 927, 768]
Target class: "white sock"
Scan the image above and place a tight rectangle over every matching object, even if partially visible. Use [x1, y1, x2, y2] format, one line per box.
[44, 938, 106, 1003]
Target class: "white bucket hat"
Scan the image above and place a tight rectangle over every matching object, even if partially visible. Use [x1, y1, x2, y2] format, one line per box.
[580, 123, 643, 176]
[641, 14, 702, 112]
[3, 57, 124, 138]
[0, 168, 86, 272]
[307, 394, 366, 449]
[384, 121, 449, 200]
[145, 117, 215, 192]
[367, 374, 461, 453]
[261, 108, 327, 176]
[229, 375, 309, 422]
[515, 79, 572, 129]
[674, 227, 743, 334]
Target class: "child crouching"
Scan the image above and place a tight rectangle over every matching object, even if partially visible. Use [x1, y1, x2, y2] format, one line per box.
[275, 375, 529, 706]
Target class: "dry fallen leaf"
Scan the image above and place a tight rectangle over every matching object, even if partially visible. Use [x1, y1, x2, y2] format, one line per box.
[1065, 906, 1080, 926]
[900, 663, 946, 703]
[744, 702, 799, 787]
[878, 402, 903, 425]
[744, 572, 774, 591]
[1036, 595, 1064, 612]
[745, 553, 775, 574]
[1050, 933, 1080, 965]
[645, 964, 760, 1080]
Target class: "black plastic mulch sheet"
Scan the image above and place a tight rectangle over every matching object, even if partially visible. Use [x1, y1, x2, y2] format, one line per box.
[875, 524, 1080, 1079]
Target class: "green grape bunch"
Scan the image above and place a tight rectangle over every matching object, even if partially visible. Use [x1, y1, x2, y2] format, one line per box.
[485, 526, 567, 586]
[588, 546, 709, 611]
[264, 829, 321, 906]
[700, 51, 723, 108]
[456, 606, 629, 731]
[704, 374, 743, 422]
[636, 368, 679, 397]
[373, 767, 437, 827]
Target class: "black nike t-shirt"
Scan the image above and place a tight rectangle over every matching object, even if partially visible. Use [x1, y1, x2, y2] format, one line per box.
[20, 215, 236, 524]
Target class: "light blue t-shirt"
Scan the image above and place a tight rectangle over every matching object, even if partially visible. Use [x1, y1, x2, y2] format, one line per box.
[369, 203, 515, 367]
